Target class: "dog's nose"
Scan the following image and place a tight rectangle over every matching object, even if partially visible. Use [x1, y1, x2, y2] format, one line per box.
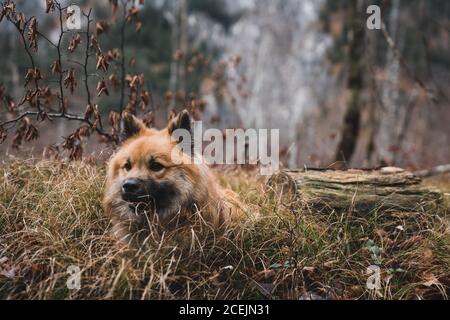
[121, 179, 142, 195]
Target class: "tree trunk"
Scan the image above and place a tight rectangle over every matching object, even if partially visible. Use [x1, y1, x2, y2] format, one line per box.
[334, 0, 366, 165]
[178, 0, 188, 104]
[167, 5, 179, 111]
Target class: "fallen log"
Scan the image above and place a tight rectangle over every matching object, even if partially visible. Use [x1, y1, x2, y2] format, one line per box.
[267, 167, 444, 214]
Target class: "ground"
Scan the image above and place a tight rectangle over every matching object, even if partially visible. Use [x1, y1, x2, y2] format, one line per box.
[0, 160, 448, 299]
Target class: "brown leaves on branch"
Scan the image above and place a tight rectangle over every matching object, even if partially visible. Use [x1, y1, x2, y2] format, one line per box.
[90, 35, 101, 54]
[45, 0, 55, 14]
[125, 4, 142, 32]
[92, 104, 102, 130]
[96, 21, 110, 36]
[39, 86, 53, 107]
[96, 53, 110, 72]
[93, 39, 119, 74]
[106, 49, 120, 61]
[96, 79, 109, 97]
[126, 6, 139, 24]
[123, 73, 148, 113]
[125, 74, 144, 89]
[63, 68, 77, 94]
[24, 68, 42, 87]
[84, 104, 94, 121]
[108, 111, 121, 134]
[15, 12, 25, 30]
[62, 131, 83, 161]
[12, 117, 39, 148]
[0, 0, 152, 155]
[68, 33, 81, 53]
[84, 104, 103, 129]
[50, 60, 61, 74]
[27, 16, 38, 51]
[19, 89, 38, 108]
[84, 104, 102, 130]
[0, 2, 16, 24]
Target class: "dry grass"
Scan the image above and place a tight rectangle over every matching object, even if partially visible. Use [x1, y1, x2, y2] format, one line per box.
[0, 160, 448, 300]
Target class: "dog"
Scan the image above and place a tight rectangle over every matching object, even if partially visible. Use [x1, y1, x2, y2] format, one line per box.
[103, 110, 242, 245]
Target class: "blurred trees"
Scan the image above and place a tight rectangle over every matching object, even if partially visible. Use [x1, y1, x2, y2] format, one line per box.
[333, 0, 365, 166]
[322, 0, 450, 167]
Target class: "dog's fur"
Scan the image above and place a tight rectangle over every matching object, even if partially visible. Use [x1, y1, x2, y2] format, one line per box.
[103, 110, 242, 245]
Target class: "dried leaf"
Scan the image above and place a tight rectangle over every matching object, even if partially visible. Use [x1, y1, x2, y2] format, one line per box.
[140, 90, 151, 106]
[84, 104, 94, 121]
[68, 33, 81, 53]
[50, 60, 61, 74]
[96, 21, 110, 36]
[126, 6, 139, 23]
[96, 53, 109, 72]
[45, 0, 55, 13]
[27, 17, 38, 51]
[63, 68, 77, 94]
[135, 21, 142, 32]
[90, 35, 101, 54]
[96, 80, 109, 97]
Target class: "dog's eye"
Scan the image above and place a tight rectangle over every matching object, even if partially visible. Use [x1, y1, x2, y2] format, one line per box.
[123, 160, 132, 171]
[149, 161, 164, 172]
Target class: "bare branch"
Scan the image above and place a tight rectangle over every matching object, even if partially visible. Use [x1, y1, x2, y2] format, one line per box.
[55, 1, 66, 115]
[83, 8, 93, 109]
[0, 110, 111, 139]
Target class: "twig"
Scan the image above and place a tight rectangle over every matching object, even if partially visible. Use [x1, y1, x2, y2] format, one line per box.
[0, 111, 110, 138]
[67, 59, 84, 67]
[82, 8, 93, 109]
[55, 2, 66, 115]
[6, 15, 43, 115]
[36, 30, 57, 48]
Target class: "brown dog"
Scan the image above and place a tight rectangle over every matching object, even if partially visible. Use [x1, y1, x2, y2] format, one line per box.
[103, 110, 242, 245]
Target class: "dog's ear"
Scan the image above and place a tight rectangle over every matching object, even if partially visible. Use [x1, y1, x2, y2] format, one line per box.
[120, 112, 146, 142]
[167, 109, 191, 135]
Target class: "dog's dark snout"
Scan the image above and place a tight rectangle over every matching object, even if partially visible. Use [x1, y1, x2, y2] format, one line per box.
[121, 179, 142, 196]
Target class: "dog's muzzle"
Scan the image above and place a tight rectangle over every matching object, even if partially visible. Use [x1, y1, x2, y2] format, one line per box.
[121, 178, 151, 204]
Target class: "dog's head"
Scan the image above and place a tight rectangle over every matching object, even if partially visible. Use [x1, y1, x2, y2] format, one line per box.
[105, 110, 200, 224]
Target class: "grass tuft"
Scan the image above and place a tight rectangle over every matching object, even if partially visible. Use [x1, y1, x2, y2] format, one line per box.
[0, 160, 448, 299]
